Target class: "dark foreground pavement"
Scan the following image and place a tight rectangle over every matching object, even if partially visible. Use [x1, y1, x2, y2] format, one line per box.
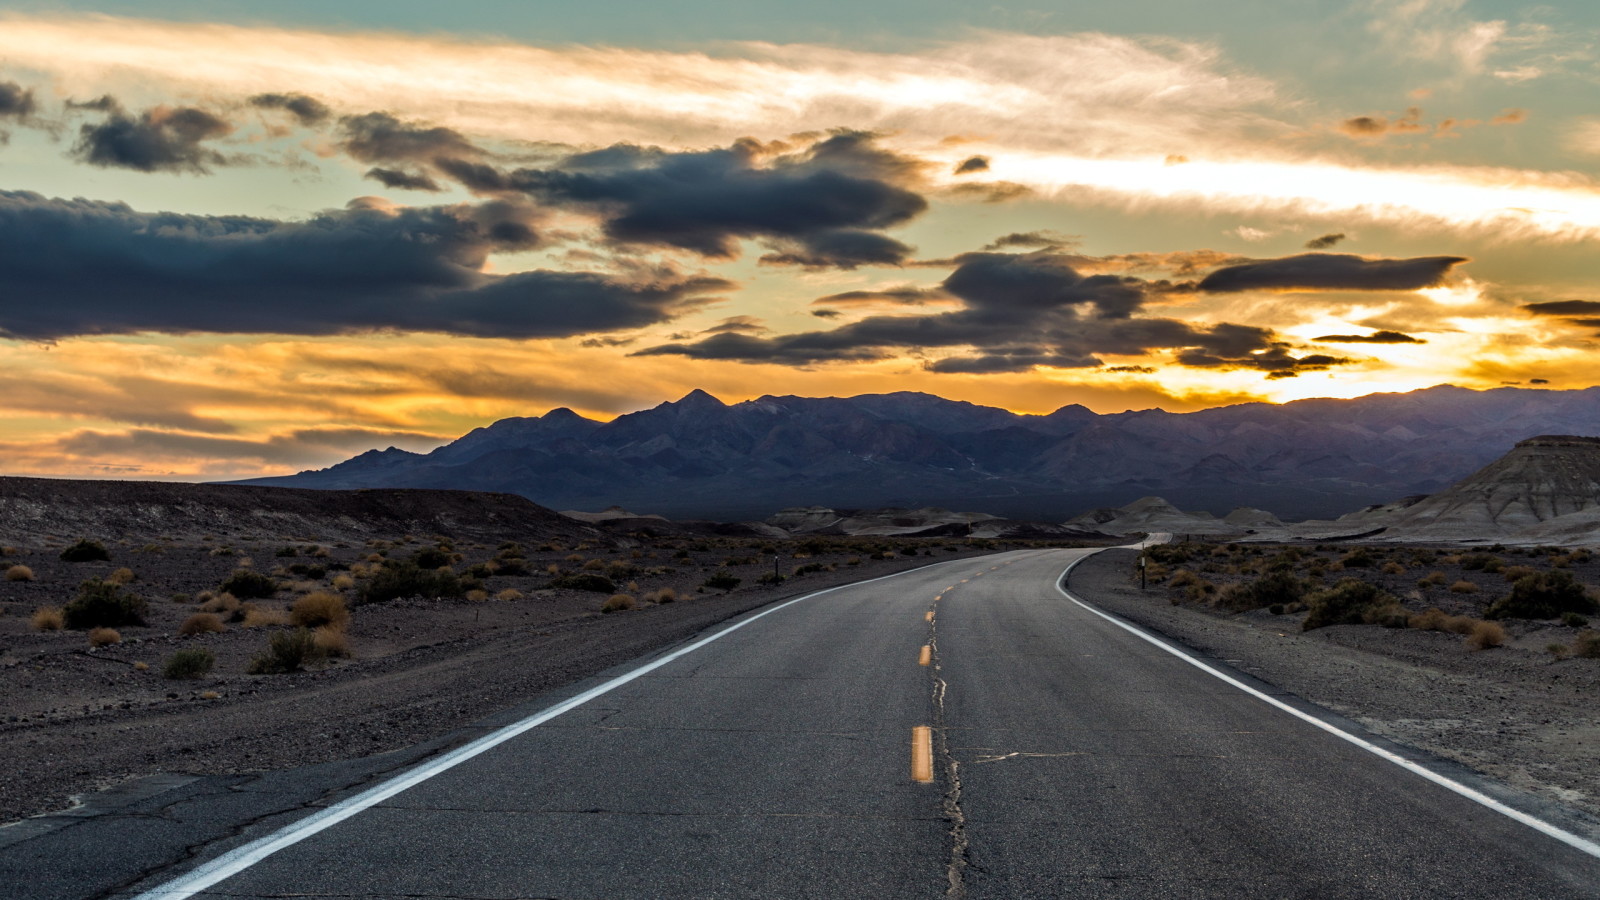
[6, 547, 1599, 898]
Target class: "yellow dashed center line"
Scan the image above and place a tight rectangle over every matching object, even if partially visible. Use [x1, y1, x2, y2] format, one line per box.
[925, 610, 934, 622]
[918, 644, 932, 666]
[912, 726, 934, 782]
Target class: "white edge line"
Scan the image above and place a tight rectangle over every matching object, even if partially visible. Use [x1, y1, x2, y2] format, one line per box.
[132, 554, 980, 900]
[1056, 551, 1600, 861]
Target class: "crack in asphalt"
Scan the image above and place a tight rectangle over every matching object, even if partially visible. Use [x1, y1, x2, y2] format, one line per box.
[928, 601, 970, 900]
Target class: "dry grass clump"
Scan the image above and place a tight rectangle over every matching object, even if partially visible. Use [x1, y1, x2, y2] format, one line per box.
[601, 593, 638, 613]
[31, 606, 64, 631]
[1466, 620, 1507, 650]
[88, 627, 122, 647]
[133, 661, 149, 671]
[1381, 561, 1406, 575]
[1407, 607, 1476, 634]
[163, 647, 214, 680]
[1573, 630, 1600, 659]
[1502, 565, 1538, 583]
[241, 605, 290, 628]
[565, 553, 585, 563]
[106, 567, 137, 585]
[313, 625, 351, 658]
[199, 592, 241, 615]
[289, 591, 349, 629]
[581, 558, 605, 572]
[643, 587, 678, 605]
[178, 612, 226, 636]
[247, 628, 318, 674]
[1448, 580, 1479, 594]
[494, 589, 523, 601]
[5, 564, 35, 582]
[330, 574, 355, 591]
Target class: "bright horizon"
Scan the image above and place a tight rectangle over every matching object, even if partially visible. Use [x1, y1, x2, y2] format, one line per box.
[2, 2, 1598, 479]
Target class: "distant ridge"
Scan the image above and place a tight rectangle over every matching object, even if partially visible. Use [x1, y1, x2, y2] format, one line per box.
[235, 385, 1600, 522]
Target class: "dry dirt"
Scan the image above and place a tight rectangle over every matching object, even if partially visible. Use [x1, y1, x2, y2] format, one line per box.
[0, 529, 1078, 826]
[1070, 546, 1600, 821]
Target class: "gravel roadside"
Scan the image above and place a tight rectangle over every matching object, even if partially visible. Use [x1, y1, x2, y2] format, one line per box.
[1068, 548, 1600, 822]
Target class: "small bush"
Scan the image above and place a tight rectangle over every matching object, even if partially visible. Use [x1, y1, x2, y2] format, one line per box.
[5, 564, 35, 582]
[199, 592, 240, 615]
[1460, 553, 1500, 571]
[330, 574, 355, 591]
[357, 561, 466, 604]
[1486, 570, 1599, 620]
[1448, 580, 1479, 594]
[313, 625, 351, 658]
[1302, 578, 1400, 631]
[59, 539, 111, 562]
[1549, 643, 1570, 661]
[601, 593, 638, 613]
[703, 572, 741, 591]
[1418, 571, 1448, 587]
[290, 591, 350, 629]
[241, 605, 289, 628]
[163, 647, 215, 680]
[88, 627, 122, 647]
[31, 606, 64, 631]
[1561, 611, 1590, 628]
[411, 546, 453, 570]
[549, 573, 617, 594]
[1573, 630, 1600, 659]
[106, 567, 136, 585]
[644, 587, 678, 604]
[581, 558, 605, 571]
[494, 589, 524, 601]
[1381, 561, 1406, 575]
[1339, 548, 1375, 568]
[1216, 571, 1304, 612]
[220, 569, 278, 600]
[64, 580, 147, 629]
[1466, 620, 1506, 650]
[492, 558, 531, 577]
[178, 612, 226, 635]
[1409, 607, 1450, 631]
[1502, 565, 1538, 583]
[247, 628, 318, 674]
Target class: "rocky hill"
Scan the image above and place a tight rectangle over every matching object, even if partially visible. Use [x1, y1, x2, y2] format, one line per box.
[236, 385, 1600, 522]
[0, 477, 602, 546]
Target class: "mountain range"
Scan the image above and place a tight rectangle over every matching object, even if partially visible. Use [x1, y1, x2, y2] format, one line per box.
[237, 385, 1600, 521]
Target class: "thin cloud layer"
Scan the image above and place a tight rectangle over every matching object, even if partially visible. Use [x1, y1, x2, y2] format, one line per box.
[1198, 253, 1468, 292]
[0, 191, 729, 340]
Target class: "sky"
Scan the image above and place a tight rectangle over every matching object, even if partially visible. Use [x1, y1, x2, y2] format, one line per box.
[1, 0, 1599, 479]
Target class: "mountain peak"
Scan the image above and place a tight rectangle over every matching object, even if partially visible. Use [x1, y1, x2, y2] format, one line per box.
[673, 388, 726, 409]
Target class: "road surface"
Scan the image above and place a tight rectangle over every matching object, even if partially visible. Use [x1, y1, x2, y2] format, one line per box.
[10, 545, 1600, 897]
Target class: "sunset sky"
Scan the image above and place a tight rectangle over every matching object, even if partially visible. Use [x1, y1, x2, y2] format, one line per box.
[2, 0, 1599, 479]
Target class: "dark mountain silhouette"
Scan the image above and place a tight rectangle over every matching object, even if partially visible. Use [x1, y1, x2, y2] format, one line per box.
[235, 385, 1600, 521]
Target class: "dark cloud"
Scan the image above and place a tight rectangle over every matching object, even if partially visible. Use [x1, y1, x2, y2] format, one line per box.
[636, 249, 1348, 378]
[0, 191, 729, 340]
[1304, 232, 1346, 249]
[703, 315, 766, 334]
[981, 230, 1078, 251]
[954, 155, 989, 174]
[72, 100, 234, 173]
[1106, 365, 1156, 373]
[811, 309, 842, 318]
[812, 287, 951, 307]
[364, 167, 444, 192]
[426, 131, 927, 269]
[1523, 300, 1600, 316]
[339, 112, 484, 165]
[1339, 107, 1424, 138]
[1312, 330, 1426, 344]
[1198, 253, 1467, 293]
[249, 93, 331, 126]
[0, 81, 36, 119]
[1531, 378, 1550, 384]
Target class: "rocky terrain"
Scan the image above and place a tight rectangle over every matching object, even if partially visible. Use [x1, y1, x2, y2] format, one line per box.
[238, 384, 1600, 522]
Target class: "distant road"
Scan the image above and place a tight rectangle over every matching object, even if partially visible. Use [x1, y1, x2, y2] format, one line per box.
[59, 548, 1600, 896]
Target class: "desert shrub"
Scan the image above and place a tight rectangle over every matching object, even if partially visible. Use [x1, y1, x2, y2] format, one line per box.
[199, 593, 240, 616]
[846, 556, 862, 566]
[1339, 548, 1375, 568]
[105, 567, 136, 585]
[1562, 611, 1590, 628]
[275, 546, 299, 557]
[1502, 565, 1538, 583]
[88, 627, 121, 647]
[550, 573, 617, 593]
[330, 574, 355, 591]
[1549, 643, 1570, 661]
[6, 564, 35, 582]
[1486, 570, 1598, 620]
[1573, 630, 1600, 659]
[357, 561, 466, 605]
[1216, 571, 1304, 612]
[1381, 561, 1406, 576]
[495, 589, 524, 601]
[64, 580, 147, 629]
[1302, 578, 1400, 631]
[220, 569, 277, 600]
[466, 589, 489, 602]
[178, 612, 226, 635]
[59, 539, 111, 562]
[581, 558, 605, 571]
[163, 647, 215, 680]
[601, 594, 638, 613]
[703, 572, 741, 591]
[290, 591, 350, 628]
[1409, 607, 1450, 631]
[1448, 580, 1479, 594]
[1460, 553, 1500, 572]
[241, 605, 289, 628]
[644, 587, 678, 605]
[1466, 620, 1506, 650]
[411, 546, 453, 570]
[1417, 570, 1448, 587]
[286, 563, 326, 579]
[247, 628, 318, 674]
[313, 625, 350, 658]
[31, 606, 64, 631]
[492, 558, 531, 577]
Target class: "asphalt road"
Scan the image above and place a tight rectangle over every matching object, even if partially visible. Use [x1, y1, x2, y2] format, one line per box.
[18, 547, 1600, 897]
